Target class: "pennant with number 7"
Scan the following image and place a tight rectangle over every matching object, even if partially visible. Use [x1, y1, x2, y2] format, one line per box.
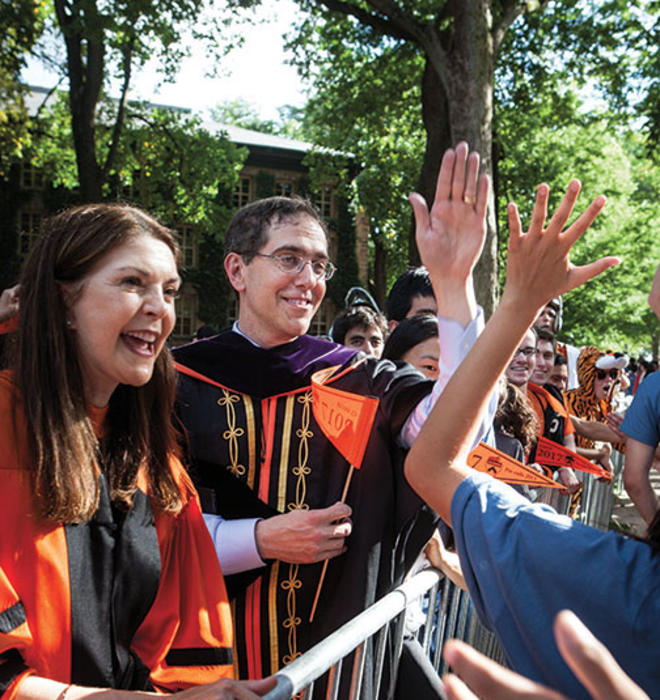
[468, 442, 563, 488]
[308, 364, 380, 622]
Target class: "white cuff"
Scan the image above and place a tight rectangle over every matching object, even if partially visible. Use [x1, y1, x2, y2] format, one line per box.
[203, 514, 266, 574]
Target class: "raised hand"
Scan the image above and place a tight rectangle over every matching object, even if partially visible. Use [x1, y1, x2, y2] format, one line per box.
[442, 611, 650, 700]
[502, 181, 619, 316]
[408, 142, 489, 325]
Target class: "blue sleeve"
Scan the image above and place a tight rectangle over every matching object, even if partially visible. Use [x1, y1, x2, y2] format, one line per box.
[622, 372, 660, 447]
[450, 471, 660, 700]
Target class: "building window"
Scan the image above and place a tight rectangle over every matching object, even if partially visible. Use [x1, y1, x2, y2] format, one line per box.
[18, 206, 42, 256]
[233, 176, 252, 208]
[174, 287, 197, 339]
[20, 163, 44, 190]
[314, 185, 333, 218]
[175, 223, 197, 269]
[309, 302, 333, 338]
[276, 180, 293, 198]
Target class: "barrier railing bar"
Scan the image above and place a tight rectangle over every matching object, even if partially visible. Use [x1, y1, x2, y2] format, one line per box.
[263, 570, 443, 700]
[348, 640, 366, 700]
[325, 657, 342, 700]
[373, 625, 388, 700]
[386, 612, 406, 700]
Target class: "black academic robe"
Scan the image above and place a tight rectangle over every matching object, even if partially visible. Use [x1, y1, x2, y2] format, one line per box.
[173, 331, 437, 692]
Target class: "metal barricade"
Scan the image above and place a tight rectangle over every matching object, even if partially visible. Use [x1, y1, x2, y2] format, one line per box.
[263, 570, 503, 700]
[579, 472, 614, 530]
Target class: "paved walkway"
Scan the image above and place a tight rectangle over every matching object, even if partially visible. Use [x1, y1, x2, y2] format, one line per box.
[611, 469, 660, 537]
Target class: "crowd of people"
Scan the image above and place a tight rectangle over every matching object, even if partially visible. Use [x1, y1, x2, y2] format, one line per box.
[0, 141, 657, 700]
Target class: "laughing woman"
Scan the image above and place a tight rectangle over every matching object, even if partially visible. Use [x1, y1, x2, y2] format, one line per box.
[404, 150, 659, 700]
[0, 204, 273, 700]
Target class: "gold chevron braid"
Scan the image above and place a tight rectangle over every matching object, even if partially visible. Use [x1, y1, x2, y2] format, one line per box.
[217, 390, 246, 476]
[280, 391, 314, 667]
[281, 563, 302, 665]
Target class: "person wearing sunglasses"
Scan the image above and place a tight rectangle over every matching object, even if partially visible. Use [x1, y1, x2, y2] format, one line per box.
[565, 348, 628, 459]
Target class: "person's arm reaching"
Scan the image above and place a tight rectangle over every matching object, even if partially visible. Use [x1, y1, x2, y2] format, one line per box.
[622, 437, 658, 525]
[404, 169, 618, 523]
[401, 143, 495, 448]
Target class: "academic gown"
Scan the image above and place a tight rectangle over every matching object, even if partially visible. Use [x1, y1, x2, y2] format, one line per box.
[173, 331, 438, 692]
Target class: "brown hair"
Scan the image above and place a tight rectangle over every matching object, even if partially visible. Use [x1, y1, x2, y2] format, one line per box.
[224, 196, 328, 262]
[15, 203, 182, 522]
[494, 380, 539, 455]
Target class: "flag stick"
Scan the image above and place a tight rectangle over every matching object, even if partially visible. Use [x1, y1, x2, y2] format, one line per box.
[309, 464, 355, 623]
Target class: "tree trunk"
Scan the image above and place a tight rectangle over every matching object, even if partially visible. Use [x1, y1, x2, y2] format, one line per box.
[436, 0, 499, 317]
[372, 235, 388, 309]
[409, 58, 452, 266]
[55, 0, 105, 203]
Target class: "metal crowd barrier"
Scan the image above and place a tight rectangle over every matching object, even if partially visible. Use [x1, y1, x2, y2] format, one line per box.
[263, 569, 503, 700]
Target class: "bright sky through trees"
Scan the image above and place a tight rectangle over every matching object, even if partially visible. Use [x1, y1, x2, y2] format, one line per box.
[22, 0, 306, 120]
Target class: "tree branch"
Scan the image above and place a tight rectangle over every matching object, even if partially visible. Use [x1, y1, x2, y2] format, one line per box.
[492, 0, 536, 56]
[311, 0, 416, 42]
[103, 37, 134, 179]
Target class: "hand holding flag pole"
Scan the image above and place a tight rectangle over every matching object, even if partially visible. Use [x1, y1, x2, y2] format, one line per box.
[308, 365, 379, 622]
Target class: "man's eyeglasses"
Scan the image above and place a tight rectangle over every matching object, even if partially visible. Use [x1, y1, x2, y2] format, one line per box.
[513, 347, 536, 358]
[596, 369, 619, 381]
[255, 252, 336, 281]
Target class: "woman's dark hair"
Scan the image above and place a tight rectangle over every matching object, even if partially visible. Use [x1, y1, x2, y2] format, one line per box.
[382, 315, 438, 362]
[494, 380, 539, 454]
[15, 203, 182, 522]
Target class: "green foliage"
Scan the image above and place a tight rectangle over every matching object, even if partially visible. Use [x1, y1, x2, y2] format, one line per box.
[290, 12, 425, 295]
[0, 0, 47, 172]
[497, 120, 660, 353]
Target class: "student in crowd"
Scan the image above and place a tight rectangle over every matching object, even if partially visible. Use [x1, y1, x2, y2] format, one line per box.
[381, 315, 441, 379]
[385, 266, 437, 331]
[0, 204, 274, 700]
[330, 304, 388, 358]
[548, 354, 569, 392]
[505, 326, 579, 492]
[404, 180, 659, 699]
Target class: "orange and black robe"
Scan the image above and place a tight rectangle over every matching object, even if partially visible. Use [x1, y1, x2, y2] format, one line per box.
[174, 331, 437, 694]
[0, 373, 234, 700]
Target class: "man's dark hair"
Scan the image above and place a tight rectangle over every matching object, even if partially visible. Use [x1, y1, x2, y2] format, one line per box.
[534, 326, 556, 351]
[382, 315, 438, 362]
[331, 305, 387, 344]
[223, 196, 328, 262]
[554, 354, 568, 367]
[385, 267, 434, 322]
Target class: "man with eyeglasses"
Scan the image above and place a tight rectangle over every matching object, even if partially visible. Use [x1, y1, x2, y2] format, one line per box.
[173, 144, 496, 694]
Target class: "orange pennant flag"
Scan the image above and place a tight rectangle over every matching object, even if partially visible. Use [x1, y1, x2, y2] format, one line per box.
[311, 366, 379, 468]
[468, 442, 562, 489]
[536, 436, 612, 480]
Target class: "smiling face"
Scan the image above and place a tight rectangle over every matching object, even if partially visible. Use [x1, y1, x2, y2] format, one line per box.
[506, 329, 537, 388]
[226, 215, 328, 347]
[548, 363, 568, 392]
[532, 339, 555, 385]
[66, 234, 179, 407]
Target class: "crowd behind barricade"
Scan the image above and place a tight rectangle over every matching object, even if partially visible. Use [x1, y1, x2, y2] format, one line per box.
[0, 142, 657, 700]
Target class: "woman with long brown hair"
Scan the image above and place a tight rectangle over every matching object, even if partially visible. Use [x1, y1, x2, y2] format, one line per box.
[0, 203, 273, 700]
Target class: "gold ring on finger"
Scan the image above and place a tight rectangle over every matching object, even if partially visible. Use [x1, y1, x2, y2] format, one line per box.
[463, 194, 476, 205]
